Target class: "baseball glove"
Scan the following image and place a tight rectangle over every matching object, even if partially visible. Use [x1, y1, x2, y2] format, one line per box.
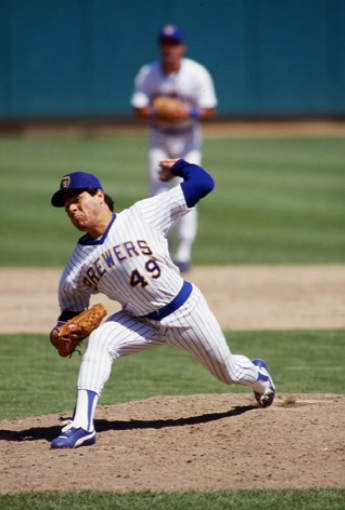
[50, 303, 107, 358]
[152, 95, 186, 122]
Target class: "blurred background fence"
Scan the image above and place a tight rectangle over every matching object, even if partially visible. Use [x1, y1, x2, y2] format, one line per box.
[0, 0, 344, 121]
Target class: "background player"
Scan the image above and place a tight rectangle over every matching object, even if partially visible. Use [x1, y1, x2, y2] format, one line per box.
[131, 24, 217, 273]
[49, 158, 275, 449]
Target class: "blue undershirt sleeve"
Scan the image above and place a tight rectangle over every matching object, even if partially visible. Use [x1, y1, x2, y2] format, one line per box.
[58, 310, 82, 322]
[171, 159, 215, 207]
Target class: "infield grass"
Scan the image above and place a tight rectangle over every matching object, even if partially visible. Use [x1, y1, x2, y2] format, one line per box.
[0, 134, 344, 266]
[0, 329, 343, 421]
[1, 488, 345, 510]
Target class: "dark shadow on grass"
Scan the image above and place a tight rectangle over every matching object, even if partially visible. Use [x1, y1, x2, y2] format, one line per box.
[0, 404, 256, 443]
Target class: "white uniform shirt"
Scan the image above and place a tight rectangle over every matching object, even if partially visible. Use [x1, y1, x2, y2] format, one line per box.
[131, 57, 217, 132]
[58, 186, 189, 316]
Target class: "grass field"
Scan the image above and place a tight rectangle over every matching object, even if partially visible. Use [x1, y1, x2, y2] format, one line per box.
[0, 131, 344, 508]
[1, 488, 345, 510]
[0, 329, 344, 421]
[0, 134, 344, 266]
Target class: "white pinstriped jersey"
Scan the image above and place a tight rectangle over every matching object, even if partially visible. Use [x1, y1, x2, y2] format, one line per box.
[131, 57, 217, 132]
[58, 185, 189, 316]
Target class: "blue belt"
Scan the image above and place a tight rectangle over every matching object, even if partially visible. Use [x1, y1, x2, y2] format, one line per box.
[151, 124, 194, 136]
[144, 281, 192, 321]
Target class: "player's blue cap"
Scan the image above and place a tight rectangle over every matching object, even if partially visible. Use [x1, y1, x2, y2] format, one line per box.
[158, 25, 184, 44]
[51, 171, 103, 207]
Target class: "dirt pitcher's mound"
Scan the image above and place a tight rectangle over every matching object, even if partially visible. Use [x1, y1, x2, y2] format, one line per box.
[0, 393, 344, 493]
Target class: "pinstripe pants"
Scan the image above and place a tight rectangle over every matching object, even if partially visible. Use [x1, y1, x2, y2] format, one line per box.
[77, 285, 258, 395]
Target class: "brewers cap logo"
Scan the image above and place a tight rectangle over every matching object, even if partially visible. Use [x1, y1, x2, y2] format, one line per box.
[61, 176, 71, 189]
[164, 26, 175, 35]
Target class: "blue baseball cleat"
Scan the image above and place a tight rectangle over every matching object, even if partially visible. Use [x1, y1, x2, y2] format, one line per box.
[252, 359, 276, 408]
[51, 427, 96, 449]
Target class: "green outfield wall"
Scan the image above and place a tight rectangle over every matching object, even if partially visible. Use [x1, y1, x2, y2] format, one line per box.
[0, 0, 344, 119]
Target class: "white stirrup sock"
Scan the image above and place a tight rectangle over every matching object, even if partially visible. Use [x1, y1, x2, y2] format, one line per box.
[72, 389, 99, 432]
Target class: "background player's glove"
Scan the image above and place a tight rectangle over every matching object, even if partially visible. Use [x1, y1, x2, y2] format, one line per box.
[152, 96, 187, 122]
[50, 304, 107, 358]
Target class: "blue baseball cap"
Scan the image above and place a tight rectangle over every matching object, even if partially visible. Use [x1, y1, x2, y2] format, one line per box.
[158, 25, 184, 44]
[51, 171, 103, 207]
